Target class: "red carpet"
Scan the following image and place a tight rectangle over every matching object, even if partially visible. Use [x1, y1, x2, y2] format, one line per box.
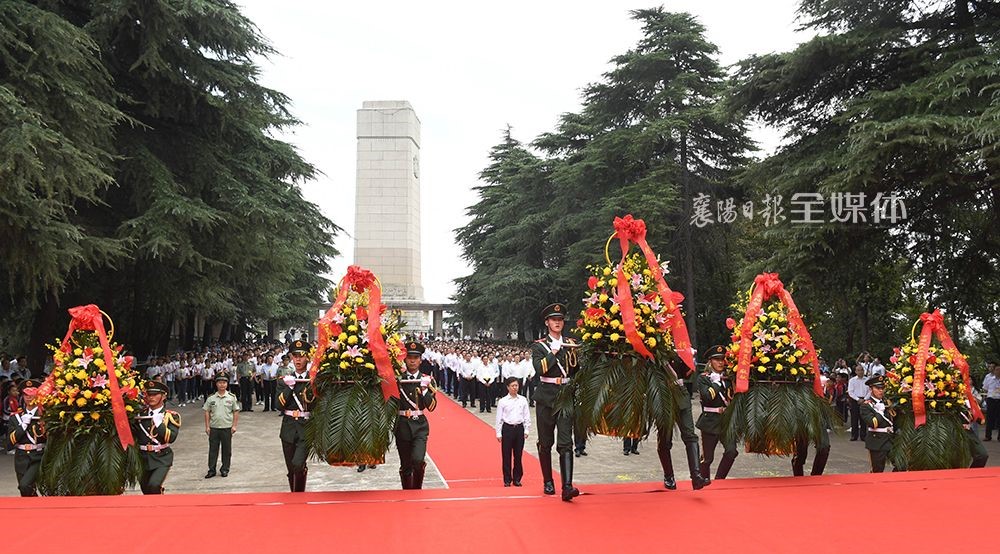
[426, 394, 549, 487]
[3, 468, 998, 552]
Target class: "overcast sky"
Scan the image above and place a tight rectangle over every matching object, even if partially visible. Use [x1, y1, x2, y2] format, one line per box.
[237, 0, 811, 303]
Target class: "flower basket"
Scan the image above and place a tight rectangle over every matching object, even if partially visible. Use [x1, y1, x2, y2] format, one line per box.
[305, 266, 405, 467]
[884, 310, 983, 470]
[721, 274, 832, 456]
[572, 215, 693, 438]
[35, 305, 144, 495]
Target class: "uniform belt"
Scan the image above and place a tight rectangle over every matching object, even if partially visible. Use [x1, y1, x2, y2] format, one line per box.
[283, 410, 311, 419]
[16, 444, 44, 451]
[540, 377, 571, 385]
[140, 444, 171, 452]
[867, 427, 892, 433]
[702, 406, 724, 413]
[399, 410, 424, 418]
[502, 422, 525, 427]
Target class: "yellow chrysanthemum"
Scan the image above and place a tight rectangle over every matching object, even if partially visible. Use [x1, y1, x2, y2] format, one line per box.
[73, 413, 84, 422]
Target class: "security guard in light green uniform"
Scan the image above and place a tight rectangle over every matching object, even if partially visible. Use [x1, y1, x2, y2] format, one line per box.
[135, 380, 181, 494]
[696, 345, 738, 480]
[530, 302, 581, 501]
[7, 380, 45, 497]
[860, 375, 894, 473]
[277, 339, 314, 492]
[395, 341, 437, 490]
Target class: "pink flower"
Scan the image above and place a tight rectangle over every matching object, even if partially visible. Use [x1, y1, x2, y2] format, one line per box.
[90, 374, 109, 389]
[345, 345, 363, 358]
[630, 273, 643, 289]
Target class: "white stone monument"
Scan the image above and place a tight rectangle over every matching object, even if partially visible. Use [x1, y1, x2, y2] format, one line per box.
[354, 101, 428, 329]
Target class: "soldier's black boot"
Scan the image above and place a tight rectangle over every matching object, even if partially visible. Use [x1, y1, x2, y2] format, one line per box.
[686, 443, 711, 490]
[292, 468, 308, 492]
[699, 461, 711, 480]
[538, 448, 555, 495]
[413, 462, 427, 490]
[558, 451, 580, 502]
[715, 453, 736, 480]
[399, 468, 413, 490]
[811, 446, 830, 476]
[658, 446, 677, 490]
[287, 474, 295, 492]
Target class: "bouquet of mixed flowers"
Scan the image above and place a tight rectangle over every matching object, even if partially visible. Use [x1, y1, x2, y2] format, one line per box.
[721, 274, 831, 456]
[884, 310, 984, 470]
[572, 215, 693, 438]
[36, 305, 144, 495]
[306, 266, 405, 466]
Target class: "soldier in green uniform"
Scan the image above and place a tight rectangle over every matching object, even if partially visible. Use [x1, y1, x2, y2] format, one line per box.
[656, 354, 711, 491]
[530, 302, 581, 501]
[203, 373, 240, 478]
[395, 341, 437, 489]
[7, 380, 45, 496]
[696, 345, 738, 480]
[135, 380, 180, 494]
[860, 375, 894, 472]
[276, 339, 314, 492]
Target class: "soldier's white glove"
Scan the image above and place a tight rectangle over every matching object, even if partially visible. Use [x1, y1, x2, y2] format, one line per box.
[709, 373, 722, 384]
[549, 338, 562, 354]
[282, 375, 296, 387]
[420, 375, 432, 388]
[19, 413, 32, 426]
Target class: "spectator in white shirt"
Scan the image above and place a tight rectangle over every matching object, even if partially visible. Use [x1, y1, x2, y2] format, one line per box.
[848, 365, 871, 441]
[496, 377, 531, 487]
[983, 363, 1000, 441]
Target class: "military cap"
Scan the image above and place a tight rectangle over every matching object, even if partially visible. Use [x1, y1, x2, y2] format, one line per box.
[289, 339, 311, 355]
[21, 379, 40, 389]
[214, 373, 230, 383]
[145, 381, 169, 395]
[541, 303, 567, 320]
[705, 345, 727, 361]
[865, 375, 885, 388]
[406, 341, 425, 356]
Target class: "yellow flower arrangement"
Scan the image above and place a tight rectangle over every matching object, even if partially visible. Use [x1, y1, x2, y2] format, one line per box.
[574, 253, 676, 356]
[723, 290, 816, 383]
[885, 340, 968, 416]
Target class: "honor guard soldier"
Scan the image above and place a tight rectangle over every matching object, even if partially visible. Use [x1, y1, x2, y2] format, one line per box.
[395, 341, 437, 489]
[860, 375, 894, 472]
[135, 381, 180, 494]
[697, 345, 738, 480]
[7, 380, 45, 496]
[656, 353, 711, 491]
[531, 302, 581, 501]
[277, 339, 314, 492]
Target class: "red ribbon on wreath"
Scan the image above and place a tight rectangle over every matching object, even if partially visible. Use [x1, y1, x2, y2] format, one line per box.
[36, 305, 135, 450]
[611, 215, 695, 375]
[734, 273, 823, 397]
[911, 309, 983, 428]
[311, 265, 396, 400]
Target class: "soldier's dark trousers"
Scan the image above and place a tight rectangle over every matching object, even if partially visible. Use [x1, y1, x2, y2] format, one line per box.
[239, 377, 253, 411]
[986, 398, 1000, 439]
[208, 427, 232, 473]
[701, 432, 738, 479]
[501, 422, 525, 485]
[282, 438, 308, 492]
[535, 388, 574, 486]
[141, 465, 170, 494]
[869, 448, 888, 473]
[395, 416, 429, 488]
[792, 436, 830, 476]
[967, 428, 989, 467]
[14, 450, 42, 497]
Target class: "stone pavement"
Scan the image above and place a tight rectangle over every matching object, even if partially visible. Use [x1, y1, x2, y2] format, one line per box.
[1, 393, 997, 496]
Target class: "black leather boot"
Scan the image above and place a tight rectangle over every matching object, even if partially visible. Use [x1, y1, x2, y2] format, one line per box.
[658, 443, 677, 490]
[686, 443, 711, 490]
[559, 451, 580, 502]
[538, 448, 555, 495]
[399, 468, 413, 490]
[291, 469, 308, 492]
[413, 462, 427, 489]
[715, 452, 736, 480]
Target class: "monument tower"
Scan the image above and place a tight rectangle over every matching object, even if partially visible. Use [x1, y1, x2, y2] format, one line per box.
[354, 101, 427, 328]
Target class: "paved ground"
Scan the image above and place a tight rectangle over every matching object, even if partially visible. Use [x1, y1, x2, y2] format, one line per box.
[2, 392, 997, 496]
